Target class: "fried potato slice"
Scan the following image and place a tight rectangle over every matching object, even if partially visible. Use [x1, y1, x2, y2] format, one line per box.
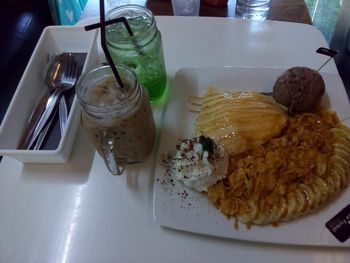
[195, 87, 287, 156]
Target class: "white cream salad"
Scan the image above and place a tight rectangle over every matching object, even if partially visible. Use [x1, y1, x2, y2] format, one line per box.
[171, 136, 228, 192]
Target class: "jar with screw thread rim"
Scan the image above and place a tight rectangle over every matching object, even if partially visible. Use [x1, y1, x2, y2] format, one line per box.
[106, 5, 167, 102]
[75, 63, 156, 175]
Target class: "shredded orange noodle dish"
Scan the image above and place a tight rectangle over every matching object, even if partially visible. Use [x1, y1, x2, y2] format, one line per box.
[191, 87, 350, 226]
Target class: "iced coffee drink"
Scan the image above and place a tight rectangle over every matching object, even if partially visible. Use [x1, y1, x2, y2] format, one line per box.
[76, 64, 155, 174]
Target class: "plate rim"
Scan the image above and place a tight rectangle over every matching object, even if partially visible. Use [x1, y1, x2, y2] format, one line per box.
[153, 65, 350, 247]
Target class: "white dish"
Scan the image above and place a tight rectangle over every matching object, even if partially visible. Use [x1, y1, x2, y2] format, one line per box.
[0, 26, 98, 163]
[153, 66, 350, 247]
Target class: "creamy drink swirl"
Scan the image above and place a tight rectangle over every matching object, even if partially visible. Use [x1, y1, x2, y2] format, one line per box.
[76, 64, 155, 169]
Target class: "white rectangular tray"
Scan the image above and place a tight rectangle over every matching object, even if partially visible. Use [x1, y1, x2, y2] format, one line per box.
[0, 26, 98, 163]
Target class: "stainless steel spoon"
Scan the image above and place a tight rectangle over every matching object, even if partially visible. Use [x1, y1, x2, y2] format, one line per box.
[35, 53, 86, 149]
[46, 54, 69, 138]
[27, 53, 79, 149]
[17, 53, 67, 149]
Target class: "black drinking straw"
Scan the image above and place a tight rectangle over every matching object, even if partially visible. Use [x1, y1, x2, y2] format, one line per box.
[98, 0, 124, 89]
[85, 17, 134, 37]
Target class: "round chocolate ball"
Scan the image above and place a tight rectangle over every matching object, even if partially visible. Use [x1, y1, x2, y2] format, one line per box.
[273, 67, 325, 113]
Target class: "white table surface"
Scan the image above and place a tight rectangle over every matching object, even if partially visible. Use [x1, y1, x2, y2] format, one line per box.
[0, 16, 348, 263]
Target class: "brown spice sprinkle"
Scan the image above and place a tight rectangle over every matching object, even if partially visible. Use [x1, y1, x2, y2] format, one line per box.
[207, 108, 343, 224]
[159, 151, 200, 209]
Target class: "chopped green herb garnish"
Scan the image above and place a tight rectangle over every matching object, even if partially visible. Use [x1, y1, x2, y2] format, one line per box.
[199, 135, 214, 154]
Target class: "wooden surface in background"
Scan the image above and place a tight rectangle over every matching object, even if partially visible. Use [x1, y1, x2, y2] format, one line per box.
[82, 0, 312, 24]
[148, 0, 311, 24]
[267, 0, 312, 24]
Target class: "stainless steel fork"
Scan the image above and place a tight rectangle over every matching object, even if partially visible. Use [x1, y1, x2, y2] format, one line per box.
[28, 54, 80, 149]
[58, 53, 85, 137]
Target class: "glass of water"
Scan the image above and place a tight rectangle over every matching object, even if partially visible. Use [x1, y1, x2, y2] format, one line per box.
[235, 0, 271, 20]
[171, 0, 200, 16]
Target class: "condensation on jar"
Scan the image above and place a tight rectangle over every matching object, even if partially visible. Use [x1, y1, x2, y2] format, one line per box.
[76, 63, 156, 165]
[106, 5, 167, 102]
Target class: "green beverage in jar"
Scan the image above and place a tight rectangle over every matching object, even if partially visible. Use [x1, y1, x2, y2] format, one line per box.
[106, 5, 167, 102]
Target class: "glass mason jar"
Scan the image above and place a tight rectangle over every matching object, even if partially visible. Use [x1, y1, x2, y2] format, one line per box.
[106, 5, 167, 102]
[76, 63, 156, 175]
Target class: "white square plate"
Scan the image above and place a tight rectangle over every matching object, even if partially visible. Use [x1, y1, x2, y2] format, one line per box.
[153, 66, 350, 247]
